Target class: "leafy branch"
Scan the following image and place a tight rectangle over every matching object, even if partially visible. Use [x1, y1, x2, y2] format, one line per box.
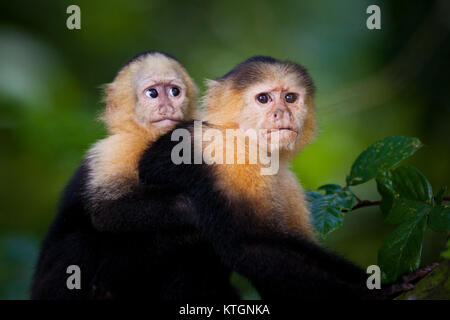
[306, 136, 450, 283]
[345, 196, 450, 213]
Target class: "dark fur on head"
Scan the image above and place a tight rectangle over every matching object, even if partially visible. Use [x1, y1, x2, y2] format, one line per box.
[218, 55, 315, 96]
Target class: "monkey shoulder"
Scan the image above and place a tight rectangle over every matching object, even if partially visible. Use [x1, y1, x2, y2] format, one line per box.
[85, 133, 151, 201]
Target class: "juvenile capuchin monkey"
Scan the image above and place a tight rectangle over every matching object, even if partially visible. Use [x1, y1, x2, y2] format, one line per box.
[139, 56, 431, 299]
[31, 51, 207, 299]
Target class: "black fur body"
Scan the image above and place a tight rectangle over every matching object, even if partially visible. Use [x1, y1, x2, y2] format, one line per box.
[32, 120, 383, 300]
[31, 159, 237, 300]
[137, 121, 379, 300]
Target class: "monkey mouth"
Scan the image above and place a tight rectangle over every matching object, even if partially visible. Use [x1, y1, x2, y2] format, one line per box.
[151, 118, 180, 128]
[268, 128, 298, 134]
[265, 128, 298, 145]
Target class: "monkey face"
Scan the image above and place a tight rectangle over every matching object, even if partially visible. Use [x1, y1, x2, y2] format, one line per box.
[102, 52, 197, 136]
[133, 65, 189, 130]
[202, 56, 315, 156]
[239, 80, 308, 151]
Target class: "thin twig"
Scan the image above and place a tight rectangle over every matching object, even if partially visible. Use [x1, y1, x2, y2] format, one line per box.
[342, 200, 380, 213]
[352, 199, 381, 210]
[344, 195, 450, 213]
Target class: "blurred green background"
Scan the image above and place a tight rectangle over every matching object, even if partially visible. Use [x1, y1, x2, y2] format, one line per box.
[0, 0, 449, 299]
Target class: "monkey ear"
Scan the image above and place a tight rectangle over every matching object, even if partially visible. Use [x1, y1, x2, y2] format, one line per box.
[101, 83, 116, 112]
[98, 83, 119, 129]
[204, 79, 220, 90]
[104, 103, 116, 115]
[203, 79, 224, 101]
[201, 79, 220, 107]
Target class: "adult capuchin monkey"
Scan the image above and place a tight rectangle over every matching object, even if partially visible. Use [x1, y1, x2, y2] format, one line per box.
[31, 51, 211, 299]
[139, 56, 434, 300]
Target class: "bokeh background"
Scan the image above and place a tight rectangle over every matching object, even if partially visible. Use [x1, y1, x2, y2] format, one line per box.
[0, 0, 449, 299]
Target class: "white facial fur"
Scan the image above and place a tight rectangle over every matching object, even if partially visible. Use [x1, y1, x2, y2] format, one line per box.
[132, 56, 189, 130]
[239, 79, 308, 151]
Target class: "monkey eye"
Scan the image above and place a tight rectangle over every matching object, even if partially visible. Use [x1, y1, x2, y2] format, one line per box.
[256, 93, 270, 104]
[145, 88, 158, 98]
[285, 93, 297, 103]
[169, 87, 180, 97]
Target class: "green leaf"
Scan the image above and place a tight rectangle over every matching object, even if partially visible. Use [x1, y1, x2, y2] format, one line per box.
[337, 187, 358, 209]
[378, 214, 427, 283]
[428, 206, 450, 232]
[318, 184, 342, 195]
[347, 136, 422, 186]
[390, 166, 433, 203]
[434, 186, 447, 206]
[310, 196, 345, 236]
[305, 190, 323, 203]
[377, 166, 433, 221]
[385, 198, 431, 225]
[376, 171, 395, 215]
[308, 186, 357, 236]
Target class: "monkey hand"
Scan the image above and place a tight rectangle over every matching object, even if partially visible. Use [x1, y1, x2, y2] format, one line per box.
[89, 284, 114, 300]
[88, 259, 120, 300]
[88, 271, 115, 300]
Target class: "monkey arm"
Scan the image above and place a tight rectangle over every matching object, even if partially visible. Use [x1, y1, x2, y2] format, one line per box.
[189, 190, 378, 300]
[63, 163, 196, 234]
[218, 234, 374, 299]
[138, 121, 208, 188]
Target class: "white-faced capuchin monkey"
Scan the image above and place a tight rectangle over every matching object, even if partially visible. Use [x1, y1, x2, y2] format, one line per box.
[30, 51, 216, 300]
[140, 56, 430, 299]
